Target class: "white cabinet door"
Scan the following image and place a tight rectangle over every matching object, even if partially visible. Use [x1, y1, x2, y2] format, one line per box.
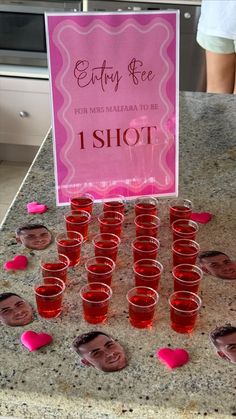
[0, 77, 51, 146]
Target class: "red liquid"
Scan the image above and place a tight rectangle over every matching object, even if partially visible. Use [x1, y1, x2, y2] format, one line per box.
[135, 202, 157, 216]
[174, 269, 201, 293]
[170, 205, 192, 225]
[57, 238, 81, 267]
[133, 241, 158, 262]
[100, 218, 122, 237]
[82, 291, 109, 324]
[135, 265, 161, 291]
[136, 222, 158, 238]
[94, 239, 118, 262]
[66, 214, 89, 241]
[35, 284, 63, 318]
[42, 262, 67, 283]
[70, 197, 93, 214]
[173, 224, 197, 241]
[87, 263, 113, 286]
[173, 244, 198, 266]
[170, 298, 199, 333]
[104, 201, 125, 214]
[129, 294, 156, 328]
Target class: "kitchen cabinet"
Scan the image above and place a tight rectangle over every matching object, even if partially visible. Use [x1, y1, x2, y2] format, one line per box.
[0, 76, 51, 146]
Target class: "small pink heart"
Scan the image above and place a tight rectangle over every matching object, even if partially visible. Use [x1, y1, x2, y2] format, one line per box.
[27, 201, 48, 214]
[157, 348, 189, 369]
[21, 331, 53, 351]
[191, 212, 212, 224]
[4, 255, 28, 270]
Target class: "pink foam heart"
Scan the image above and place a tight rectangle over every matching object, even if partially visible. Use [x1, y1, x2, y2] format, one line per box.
[21, 331, 53, 351]
[27, 201, 48, 214]
[157, 348, 189, 369]
[4, 255, 28, 270]
[191, 212, 212, 224]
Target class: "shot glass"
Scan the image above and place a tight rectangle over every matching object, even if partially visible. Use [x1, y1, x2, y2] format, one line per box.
[169, 199, 192, 225]
[172, 219, 199, 241]
[34, 277, 65, 319]
[40, 254, 69, 283]
[70, 193, 94, 214]
[126, 286, 159, 329]
[65, 210, 91, 241]
[56, 231, 83, 267]
[98, 211, 124, 238]
[132, 236, 160, 262]
[172, 239, 200, 267]
[92, 233, 120, 262]
[103, 195, 125, 215]
[169, 291, 202, 333]
[133, 259, 163, 291]
[172, 264, 203, 294]
[85, 256, 115, 287]
[134, 214, 161, 238]
[80, 282, 112, 324]
[134, 197, 158, 216]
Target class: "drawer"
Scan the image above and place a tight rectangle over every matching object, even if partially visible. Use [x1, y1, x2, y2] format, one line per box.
[0, 77, 51, 146]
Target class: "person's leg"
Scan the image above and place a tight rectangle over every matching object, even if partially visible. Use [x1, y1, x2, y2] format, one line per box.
[205, 50, 235, 94]
[234, 56, 236, 95]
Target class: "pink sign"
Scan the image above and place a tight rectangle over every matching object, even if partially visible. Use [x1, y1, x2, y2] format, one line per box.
[46, 12, 179, 205]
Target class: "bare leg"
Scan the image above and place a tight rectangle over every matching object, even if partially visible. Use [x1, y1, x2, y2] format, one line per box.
[234, 59, 236, 94]
[205, 50, 235, 94]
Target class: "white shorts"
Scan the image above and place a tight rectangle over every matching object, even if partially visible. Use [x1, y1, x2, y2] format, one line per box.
[197, 31, 236, 54]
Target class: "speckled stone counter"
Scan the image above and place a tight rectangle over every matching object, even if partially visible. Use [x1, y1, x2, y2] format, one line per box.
[0, 92, 235, 419]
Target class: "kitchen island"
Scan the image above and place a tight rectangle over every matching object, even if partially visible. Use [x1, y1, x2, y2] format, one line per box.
[0, 91, 235, 419]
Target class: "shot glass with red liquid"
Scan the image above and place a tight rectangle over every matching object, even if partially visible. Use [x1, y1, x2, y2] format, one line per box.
[133, 259, 163, 291]
[85, 256, 115, 287]
[169, 199, 193, 225]
[70, 193, 94, 214]
[172, 239, 200, 267]
[65, 210, 91, 242]
[92, 233, 120, 262]
[56, 231, 83, 267]
[172, 264, 203, 294]
[172, 219, 199, 241]
[98, 211, 124, 238]
[126, 286, 159, 329]
[80, 282, 112, 324]
[40, 254, 69, 284]
[134, 214, 161, 238]
[169, 291, 202, 333]
[134, 197, 158, 216]
[34, 277, 65, 319]
[132, 236, 160, 262]
[103, 195, 125, 215]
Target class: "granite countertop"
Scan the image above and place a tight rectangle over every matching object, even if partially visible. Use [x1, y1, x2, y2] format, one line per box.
[0, 92, 235, 418]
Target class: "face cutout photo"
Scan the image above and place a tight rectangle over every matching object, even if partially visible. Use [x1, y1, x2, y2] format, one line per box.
[73, 331, 128, 373]
[198, 251, 236, 280]
[16, 223, 52, 251]
[210, 324, 236, 364]
[0, 292, 33, 327]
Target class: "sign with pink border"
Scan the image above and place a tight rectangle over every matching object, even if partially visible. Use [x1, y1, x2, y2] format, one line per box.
[46, 11, 179, 205]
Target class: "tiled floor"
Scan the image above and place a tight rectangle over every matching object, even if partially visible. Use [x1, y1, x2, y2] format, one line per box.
[0, 161, 31, 226]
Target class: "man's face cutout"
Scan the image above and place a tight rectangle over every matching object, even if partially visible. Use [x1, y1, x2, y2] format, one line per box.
[215, 332, 236, 364]
[0, 295, 33, 326]
[76, 333, 127, 372]
[200, 253, 236, 280]
[16, 227, 52, 250]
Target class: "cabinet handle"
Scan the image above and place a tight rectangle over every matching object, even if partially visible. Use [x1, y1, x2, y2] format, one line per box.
[19, 111, 29, 118]
[184, 12, 191, 19]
